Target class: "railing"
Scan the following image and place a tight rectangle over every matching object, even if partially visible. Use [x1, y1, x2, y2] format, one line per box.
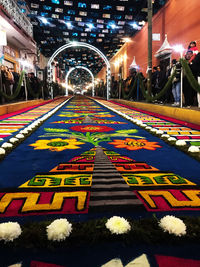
[0, 0, 33, 38]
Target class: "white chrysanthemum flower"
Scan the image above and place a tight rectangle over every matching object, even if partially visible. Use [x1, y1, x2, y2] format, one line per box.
[20, 129, 29, 134]
[1, 142, 13, 148]
[150, 128, 157, 132]
[159, 215, 186, 236]
[145, 126, 152, 130]
[105, 216, 131, 235]
[47, 219, 72, 241]
[9, 138, 19, 144]
[161, 134, 170, 138]
[188, 146, 200, 153]
[175, 140, 187, 146]
[168, 137, 176, 141]
[156, 130, 164, 135]
[0, 222, 22, 242]
[15, 134, 24, 139]
[0, 148, 6, 155]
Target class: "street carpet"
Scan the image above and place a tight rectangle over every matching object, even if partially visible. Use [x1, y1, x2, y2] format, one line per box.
[0, 95, 200, 267]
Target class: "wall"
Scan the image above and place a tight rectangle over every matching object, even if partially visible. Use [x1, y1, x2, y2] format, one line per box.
[97, 0, 200, 80]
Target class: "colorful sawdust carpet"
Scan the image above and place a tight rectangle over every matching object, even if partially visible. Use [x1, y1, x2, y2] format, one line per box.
[0, 96, 200, 266]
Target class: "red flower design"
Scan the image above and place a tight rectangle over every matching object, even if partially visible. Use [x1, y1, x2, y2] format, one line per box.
[70, 125, 114, 133]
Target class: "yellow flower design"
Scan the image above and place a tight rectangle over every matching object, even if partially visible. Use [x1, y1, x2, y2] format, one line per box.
[29, 138, 85, 151]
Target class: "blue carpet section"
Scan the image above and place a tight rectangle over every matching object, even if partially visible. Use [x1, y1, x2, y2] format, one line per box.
[0, 96, 200, 266]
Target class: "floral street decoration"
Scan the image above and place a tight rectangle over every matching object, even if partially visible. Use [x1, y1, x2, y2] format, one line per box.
[159, 215, 186, 236]
[70, 125, 114, 133]
[39, 128, 144, 147]
[46, 218, 72, 241]
[29, 138, 85, 151]
[0, 222, 22, 242]
[105, 216, 131, 235]
[58, 112, 115, 118]
[52, 118, 127, 124]
[109, 138, 161, 151]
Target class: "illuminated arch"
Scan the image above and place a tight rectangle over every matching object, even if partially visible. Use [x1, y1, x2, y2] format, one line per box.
[65, 66, 94, 96]
[47, 41, 111, 100]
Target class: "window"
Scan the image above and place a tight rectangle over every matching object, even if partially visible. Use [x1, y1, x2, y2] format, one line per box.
[78, 2, 86, 8]
[43, 5, 52, 10]
[55, 8, 63, 13]
[116, 6, 125, 11]
[31, 3, 39, 8]
[97, 24, 104, 29]
[97, 19, 104, 23]
[75, 17, 82, 21]
[125, 15, 133, 20]
[102, 14, 110, 18]
[91, 4, 99, 9]
[64, 1, 73, 5]
[52, 14, 59, 18]
[118, 21, 125, 25]
[79, 11, 87, 16]
[31, 10, 38, 14]
[67, 10, 75, 15]
[103, 5, 112, 10]
[51, 0, 60, 4]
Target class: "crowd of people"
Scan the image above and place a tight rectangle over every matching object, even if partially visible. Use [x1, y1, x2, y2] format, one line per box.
[111, 41, 200, 108]
[0, 66, 41, 103]
[151, 41, 200, 107]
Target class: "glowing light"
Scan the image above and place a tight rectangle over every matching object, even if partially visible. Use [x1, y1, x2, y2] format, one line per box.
[110, 23, 117, 29]
[65, 21, 73, 28]
[123, 37, 131, 43]
[87, 23, 95, 29]
[130, 22, 142, 30]
[40, 17, 49, 24]
[47, 41, 111, 100]
[172, 44, 185, 57]
[172, 44, 185, 53]
[124, 54, 127, 61]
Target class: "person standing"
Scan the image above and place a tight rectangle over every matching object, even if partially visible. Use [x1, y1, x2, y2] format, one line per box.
[183, 50, 196, 107]
[188, 41, 199, 63]
[170, 59, 181, 106]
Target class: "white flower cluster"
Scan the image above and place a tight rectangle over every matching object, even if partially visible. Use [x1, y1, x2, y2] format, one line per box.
[159, 215, 186, 236]
[168, 137, 176, 141]
[0, 222, 22, 242]
[0, 148, 6, 155]
[0, 98, 71, 157]
[46, 218, 72, 241]
[105, 216, 131, 235]
[175, 140, 187, 146]
[188, 146, 200, 153]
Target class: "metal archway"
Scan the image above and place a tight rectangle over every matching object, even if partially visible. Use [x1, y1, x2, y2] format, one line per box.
[65, 66, 95, 97]
[47, 41, 111, 100]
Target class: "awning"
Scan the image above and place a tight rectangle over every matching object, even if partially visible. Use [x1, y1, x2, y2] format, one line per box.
[155, 35, 172, 58]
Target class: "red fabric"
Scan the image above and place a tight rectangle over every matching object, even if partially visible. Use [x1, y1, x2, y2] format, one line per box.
[156, 255, 200, 267]
[110, 101, 200, 130]
[30, 261, 65, 267]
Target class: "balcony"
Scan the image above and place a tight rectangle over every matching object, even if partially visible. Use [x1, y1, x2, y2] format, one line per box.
[0, 0, 33, 38]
